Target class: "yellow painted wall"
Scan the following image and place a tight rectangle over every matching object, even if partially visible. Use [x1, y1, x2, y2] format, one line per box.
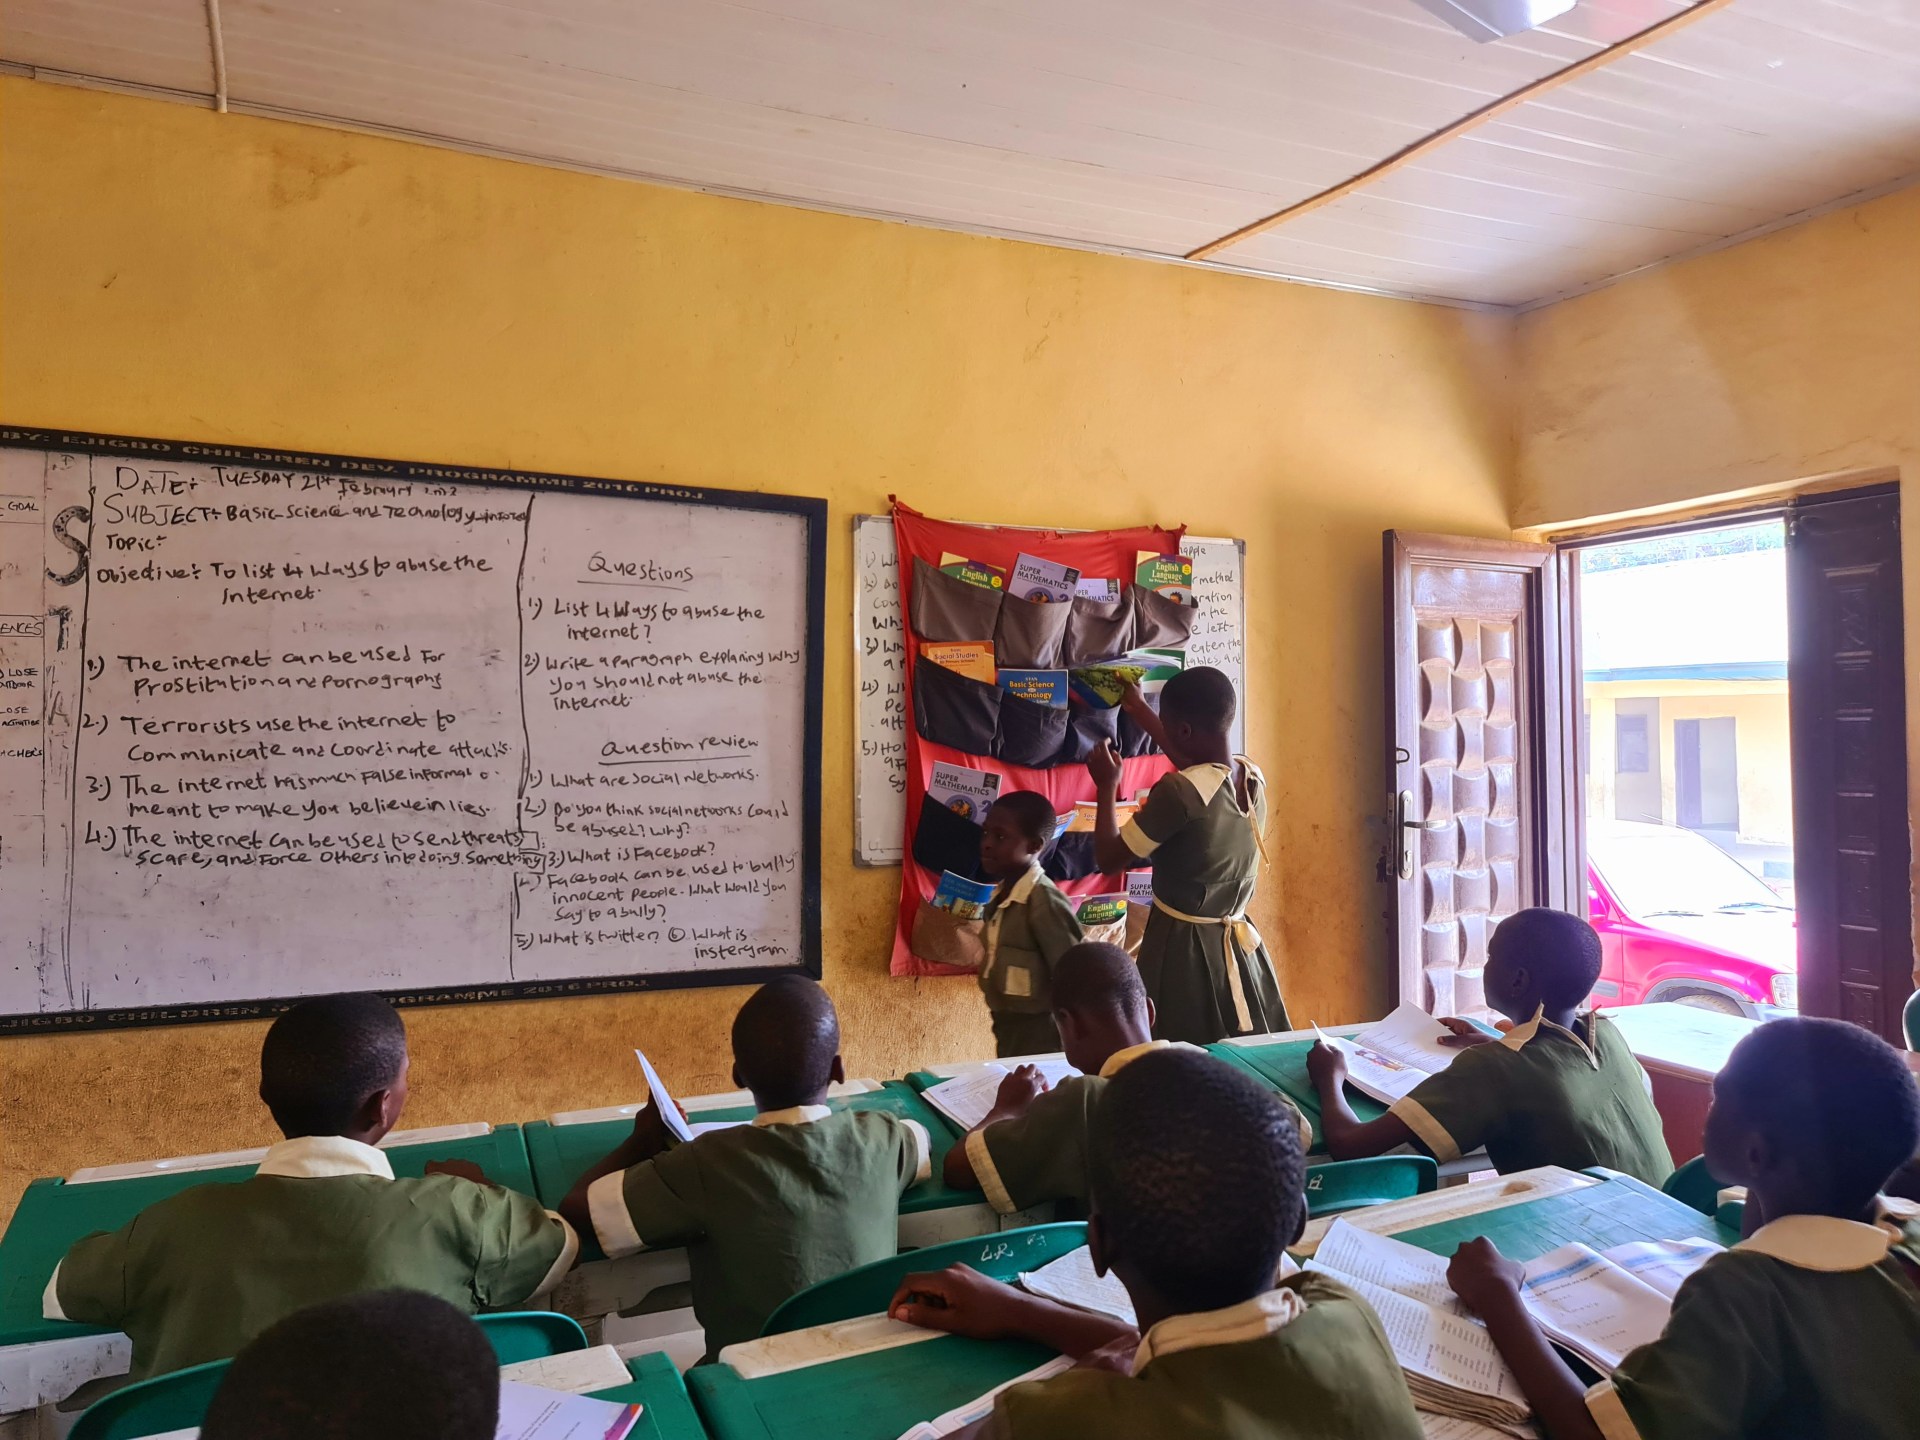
[0, 80, 1515, 1222]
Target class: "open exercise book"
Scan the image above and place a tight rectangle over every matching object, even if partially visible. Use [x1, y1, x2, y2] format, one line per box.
[1316, 1006, 1476, 1105]
[1307, 1218, 1721, 1427]
[921, 1059, 1081, 1132]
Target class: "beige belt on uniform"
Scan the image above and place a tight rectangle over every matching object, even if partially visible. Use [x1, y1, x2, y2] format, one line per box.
[1151, 897, 1262, 1034]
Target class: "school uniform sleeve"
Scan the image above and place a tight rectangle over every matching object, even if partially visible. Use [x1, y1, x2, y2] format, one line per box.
[1027, 881, 1085, 971]
[46, 1224, 136, 1325]
[964, 1078, 1100, 1214]
[1585, 1258, 1780, 1440]
[1387, 1044, 1505, 1164]
[467, 1186, 580, 1307]
[1119, 772, 1201, 860]
[584, 1141, 710, 1261]
[895, 1116, 934, 1189]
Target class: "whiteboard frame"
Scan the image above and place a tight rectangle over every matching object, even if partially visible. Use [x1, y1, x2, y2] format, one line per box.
[0, 426, 827, 1034]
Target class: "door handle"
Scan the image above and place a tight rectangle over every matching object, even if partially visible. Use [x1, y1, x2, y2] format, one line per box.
[1389, 789, 1447, 881]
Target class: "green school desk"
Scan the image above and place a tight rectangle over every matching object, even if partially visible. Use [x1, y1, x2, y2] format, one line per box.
[590, 1351, 710, 1440]
[688, 1333, 1057, 1440]
[0, 1124, 536, 1416]
[526, 1082, 1040, 1332]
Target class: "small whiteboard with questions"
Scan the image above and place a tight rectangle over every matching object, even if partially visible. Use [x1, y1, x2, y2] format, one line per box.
[853, 515, 1244, 865]
[0, 428, 825, 1032]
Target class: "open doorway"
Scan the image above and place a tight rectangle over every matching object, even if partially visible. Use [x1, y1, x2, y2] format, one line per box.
[1576, 520, 1797, 1018]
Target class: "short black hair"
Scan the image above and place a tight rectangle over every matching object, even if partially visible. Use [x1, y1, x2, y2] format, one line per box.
[1717, 1016, 1920, 1212]
[1090, 1049, 1303, 1313]
[1158, 666, 1236, 736]
[1051, 941, 1146, 1019]
[987, 790, 1057, 850]
[731, 977, 840, 1109]
[260, 993, 407, 1137]
[201, 1290, 497, 1440]
[1491, 908, 1603, 1010]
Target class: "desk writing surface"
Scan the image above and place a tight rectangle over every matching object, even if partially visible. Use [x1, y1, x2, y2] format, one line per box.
[1204, 1039, 1389, 1129]
[590, 1352, 710, 1440]
[1390, 1171, 1737, 1264]
[689, 1333, 1055, 1440]
[525, 1083, 972, 1263]
[0, 1126, 536, 1349]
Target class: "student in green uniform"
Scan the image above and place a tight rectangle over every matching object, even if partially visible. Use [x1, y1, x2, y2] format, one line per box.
[1448, 1015, 1920, 1440]
[1306, 907, 1673, 1186]
[1087, 666, 1288, 1044]
[559, 977, 931, 1357]
[945, 942, 1310, 1214]
[44, 994, 575, 1382]
[202, 1290, 499, 1440]
[977, 789, 1085, 1058]
[892, 1049, 1422, 1439]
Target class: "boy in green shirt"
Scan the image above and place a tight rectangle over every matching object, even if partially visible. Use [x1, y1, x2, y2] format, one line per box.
[46, 994, 575, 1380]
[978, 790, 1085, 1058]
[202, 1289, 499, 1440]
[945, 940, 1313, 1214]
[1448, 1015, 1920, 1440]
[560, 977, 930, 1356]
[1307, 907, 1673, 1186]
[892, 1048, 1422, 1439]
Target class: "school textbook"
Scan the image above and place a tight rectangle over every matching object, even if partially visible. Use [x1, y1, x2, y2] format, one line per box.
[892, 1355, 1078, 1439]
[920, 1059, 1081, 1132]
[1307, 1218, 1722, 1412]
[1317, 1004, 1475, 1106]
[1017, 1244, 1138, 1327]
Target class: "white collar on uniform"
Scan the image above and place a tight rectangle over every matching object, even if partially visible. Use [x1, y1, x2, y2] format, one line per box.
[255, 1134, 394, 1180]
[1496, 1006, 1600, 1069]
[1098, 1038, 1202, 1080]
[1134, 1287, 1305, 1370]
[1734, 1198, 1916, 1272]
[1000, 863, 1045, 907]
[751, 1104, 833, 1128]
[1179, 762, 1233, 806]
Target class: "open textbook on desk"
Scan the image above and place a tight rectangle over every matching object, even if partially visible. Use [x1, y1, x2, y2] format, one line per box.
[921, 1060, 1081, 1132]
[1315, 1005, 1490, 1106]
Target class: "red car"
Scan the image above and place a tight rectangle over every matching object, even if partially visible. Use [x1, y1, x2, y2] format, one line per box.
[1585, 822, 1798, 1018]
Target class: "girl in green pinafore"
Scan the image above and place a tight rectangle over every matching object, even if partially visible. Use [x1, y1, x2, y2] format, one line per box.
[1086, 666, 1290, 1045]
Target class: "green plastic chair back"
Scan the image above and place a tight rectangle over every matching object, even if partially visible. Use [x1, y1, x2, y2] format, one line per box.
[475, 1309, 590, 1363]
[762, 1223, 1089, 1337]
[70, 1358, 231, 1440]
[1303, 1155, 1437, 1217]
[1661, 1155, 1726, 1217]
[1904, 990, 1920, 1051]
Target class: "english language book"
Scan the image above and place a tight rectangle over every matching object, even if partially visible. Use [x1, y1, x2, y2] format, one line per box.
[1008, 552, 1080, 604]
[1075, 892, 1127, 927]
[939, 552, 1007, 591]
[1135, 551, 1196, 605]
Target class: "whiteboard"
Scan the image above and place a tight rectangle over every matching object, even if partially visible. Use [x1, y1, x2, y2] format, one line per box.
[852, 515, 1246, 865]
[0, 428, 825, 1032]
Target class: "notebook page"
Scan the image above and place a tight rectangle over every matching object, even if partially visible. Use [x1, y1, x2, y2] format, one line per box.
[1597, 1238, 1722, 1299]
[1018, 1246, 1138, 1326]
[1311, 1219, 1467, 1315]
[499, 1345, 633, 1395]
[1519, 1246, 1674, 1370]
[893, 1355, 1078, 1439]
[1314, 1270, 1526, 1410]
[922, 1060, 1080, 1132]
[495, 1380, 641, 1440]
[1418, 1414, 1522, 1439]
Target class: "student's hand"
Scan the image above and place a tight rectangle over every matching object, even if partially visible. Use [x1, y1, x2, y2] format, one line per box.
[423, 1158, 490, 1184]
[631, 1097, 687, 1151]
[1305, 1040, 1347, 1091]
[992, 1064, 1051, 1115]
[1447, 1238, 1526, 1316]
[1117, 681, 1154, 723]
[889, 1265, 1029, 1340]
[1436, 1016, 1496, 1048]
[1085, 739, 1123, 791]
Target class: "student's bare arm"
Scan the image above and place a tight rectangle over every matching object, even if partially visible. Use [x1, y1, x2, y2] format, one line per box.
[1305, 1042, 1420, 1160]
[891, 1264, 1132, 1359]
[1449, 1241, 1603, 1440]
[1087, 741, 1133, 875]
[943, 1067, 1051, 1190]
[557, 1102, 678, 1237]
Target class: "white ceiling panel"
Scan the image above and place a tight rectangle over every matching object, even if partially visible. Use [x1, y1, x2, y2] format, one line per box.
[4, 0, 1917, 305]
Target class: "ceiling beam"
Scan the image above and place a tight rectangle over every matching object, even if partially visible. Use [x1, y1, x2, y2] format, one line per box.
[1185, 0, 1740, 261]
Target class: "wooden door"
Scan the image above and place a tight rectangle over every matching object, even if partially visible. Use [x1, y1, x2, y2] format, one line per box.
[1384, 533, 1574, 1014]
[1787, 486, 1913, 1043]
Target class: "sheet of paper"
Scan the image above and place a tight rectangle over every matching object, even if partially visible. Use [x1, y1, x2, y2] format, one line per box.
[496, 1380, 641, 1440]
[893, 1355, 1079, 1439]
[1311, 1219, 1467, 1315]
[1018, 1245, 1138, 1326]
[634, 1049, 692, 1143]
[1519, 1245, 1674, 1371]
[1418, 1414, 1525, 1439]
[1335, 1004, 1462, 1105]
[1597, 1237, 1722, 1299]
[921, 1060, 1078, 1132]
[718, 1313, 942, 1379]
[499, 1345, 633, 1396]
[1316, 1271, 1527, 1410]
